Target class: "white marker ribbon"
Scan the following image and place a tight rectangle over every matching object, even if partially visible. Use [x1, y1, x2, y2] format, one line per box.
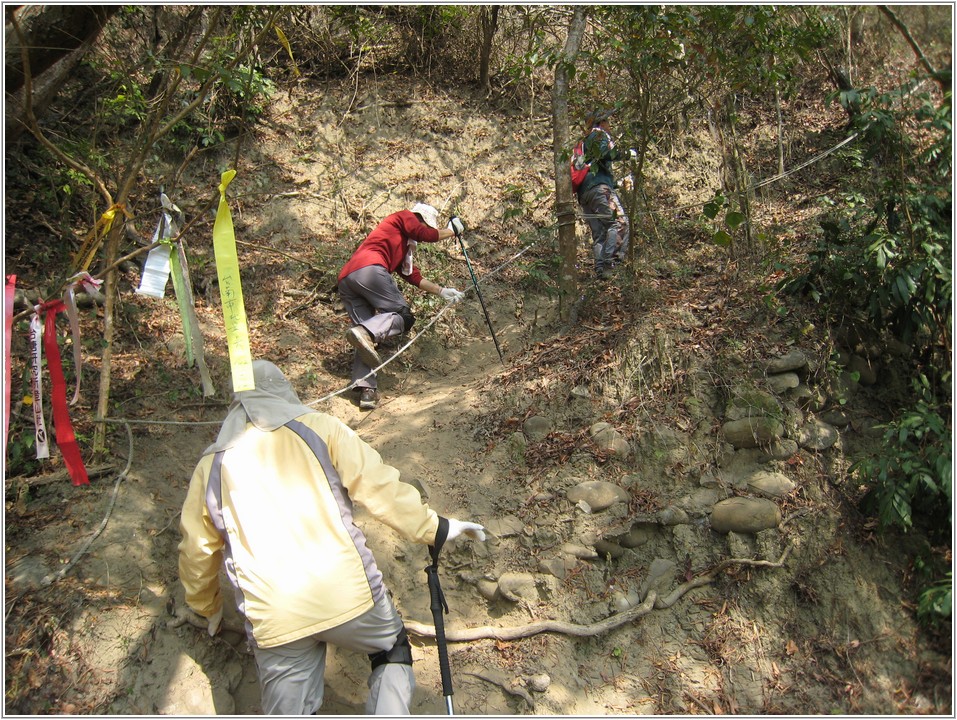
[136, 193, 180, 298]
[28, 310, 50, 459]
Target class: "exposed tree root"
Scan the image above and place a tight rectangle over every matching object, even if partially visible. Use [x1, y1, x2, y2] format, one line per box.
[406, 545, 792, 643]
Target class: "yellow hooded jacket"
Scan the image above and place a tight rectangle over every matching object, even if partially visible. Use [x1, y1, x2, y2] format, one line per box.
[178, 410, 439, 649]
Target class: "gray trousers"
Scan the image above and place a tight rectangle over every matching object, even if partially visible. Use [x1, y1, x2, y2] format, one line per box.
[338, 265, 410, 389]
[579, 184, 630, 272]
[253, 592, 414, 715]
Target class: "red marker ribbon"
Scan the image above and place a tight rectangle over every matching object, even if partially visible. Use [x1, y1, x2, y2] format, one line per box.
[38, 300, 89, 486]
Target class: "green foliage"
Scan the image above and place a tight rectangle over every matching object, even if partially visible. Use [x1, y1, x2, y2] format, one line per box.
[917, 572, 952, 626]
[853, 375, 951, 536]
[701, 191, 746, 248]
[5, 364, 42, 477]
[780, 86, 952, 382]
[177, 60, 276, 142]
[100, 76, 148, 127]
[6, 419, 41, 478]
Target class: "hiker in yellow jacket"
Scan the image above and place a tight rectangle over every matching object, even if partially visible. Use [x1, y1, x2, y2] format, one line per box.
[178, 360, 485, 714]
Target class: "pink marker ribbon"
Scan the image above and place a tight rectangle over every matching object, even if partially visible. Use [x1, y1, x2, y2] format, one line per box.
[62, 272, 103, 405]
[4, 275, 15, 453]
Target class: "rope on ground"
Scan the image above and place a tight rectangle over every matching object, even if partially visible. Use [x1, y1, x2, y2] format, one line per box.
[41, 421, 134, 586]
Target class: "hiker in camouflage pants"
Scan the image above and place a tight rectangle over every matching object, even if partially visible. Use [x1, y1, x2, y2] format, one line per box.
[576, 108, 630, 279]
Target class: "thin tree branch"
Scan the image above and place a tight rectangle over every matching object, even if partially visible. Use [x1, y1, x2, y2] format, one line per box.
[878, 6, 944, 90]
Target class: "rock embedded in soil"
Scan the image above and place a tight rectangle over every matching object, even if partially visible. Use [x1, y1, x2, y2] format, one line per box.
[724, 388, 781, 421]
[766, 349, 808, 374]
[594, 538, 627, 559]
[485, 515, 524, 538]
[477, 579, 499, 601]
[525, 673, 551, 693]
[795, 419, 839, 450]
[539, 555, 577, 580]
[615, 523, 655, 548]
[639, 558, 678, 602]
[658, 506, 690, 526]
[523, 415, 552, 441]
[763, 438, 800, 460]
[848, 354, 878, 385]
[744, 470, 796, 498]
[818, 409, 851, 427]
[721, 417, 785, 449]
[561, 542, 599, 559]
[496, 572, 539, 602]
[679, 487, 729, 516]
[767, 372, 800, 394]
[588, 422, 632, 458]
[567, 480, 630, 512]
[710, 497, 782, 534]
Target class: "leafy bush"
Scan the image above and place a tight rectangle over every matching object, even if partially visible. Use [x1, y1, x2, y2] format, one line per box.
[853, 375, 951, 537]
[780, 85, 952, 379]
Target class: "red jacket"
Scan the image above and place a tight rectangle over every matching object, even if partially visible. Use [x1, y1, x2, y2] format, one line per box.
[338, 210, 440, 287]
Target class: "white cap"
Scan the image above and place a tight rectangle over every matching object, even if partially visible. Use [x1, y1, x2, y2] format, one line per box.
[411, 203, 439, 229]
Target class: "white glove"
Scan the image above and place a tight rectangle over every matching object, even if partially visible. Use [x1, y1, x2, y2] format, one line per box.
[447, 216, 464, 238]
[447, 518, 486, 542]
[207, 607, 223, 637]
[440, 287, 465, 303]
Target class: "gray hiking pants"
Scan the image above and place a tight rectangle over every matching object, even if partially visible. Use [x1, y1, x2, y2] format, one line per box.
[338, 265, 411, 390]
[579, 184, 630, 273]
[253, 592, 415, 715]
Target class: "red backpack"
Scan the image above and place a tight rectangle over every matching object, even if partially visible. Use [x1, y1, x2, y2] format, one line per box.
[570, 140, 590, 192]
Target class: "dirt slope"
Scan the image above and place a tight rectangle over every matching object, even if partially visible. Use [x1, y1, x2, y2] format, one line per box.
[4, 76, 951, 715]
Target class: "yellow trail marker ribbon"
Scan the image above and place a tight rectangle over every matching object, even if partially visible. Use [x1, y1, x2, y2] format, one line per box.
[70, 204, 128, 273]
[213, 170, 254, 392]
[275, 26, 300, 77]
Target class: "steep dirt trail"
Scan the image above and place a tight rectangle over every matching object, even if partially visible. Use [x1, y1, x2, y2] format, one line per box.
[305, 306, 531, 715]
[213, 303, 538, 715]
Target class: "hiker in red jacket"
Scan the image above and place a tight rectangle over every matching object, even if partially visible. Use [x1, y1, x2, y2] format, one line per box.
[338, 203, 465, 409]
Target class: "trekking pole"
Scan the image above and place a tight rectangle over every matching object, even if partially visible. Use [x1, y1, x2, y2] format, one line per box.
[455, 231, 505, 366]
[426, 522, 455, 715]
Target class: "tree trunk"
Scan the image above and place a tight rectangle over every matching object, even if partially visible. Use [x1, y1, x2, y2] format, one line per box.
[552, 7, 588, 322]
[5, 5, 119, 142]
[4, 5, 118, 93]
[726, 96, 753, 255]
[6, 40, 91, 142]
[478, 6, 499, 92]
[775, 84, 785, 176]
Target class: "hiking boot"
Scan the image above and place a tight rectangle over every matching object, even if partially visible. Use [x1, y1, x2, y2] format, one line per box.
[359, 387, 379, 410]
[346, 326, 382, 368]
